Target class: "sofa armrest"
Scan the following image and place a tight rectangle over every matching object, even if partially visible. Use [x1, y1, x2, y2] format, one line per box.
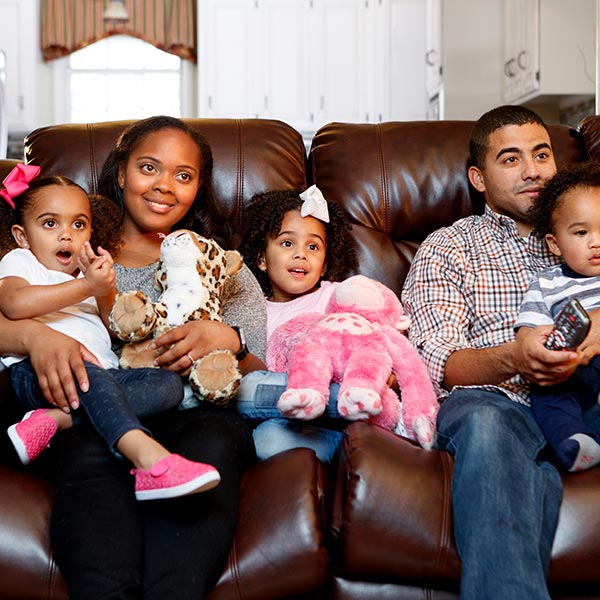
[332, 422, 460, 582]
[334, 420, 600, 590]
[0, 465, 67, 599]
[209, 447, 330, 600]
[550, 466, 600, 582]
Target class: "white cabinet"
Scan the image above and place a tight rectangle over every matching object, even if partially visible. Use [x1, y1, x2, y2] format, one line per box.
[387, 0, 427, 121]
[259, 0, 313, 129]
[314, 0, 369, 129]
[0, 0, 37, 131]
[198, 0, 426, 137]
[502, 0, 541, 102]
[197, 0, 257, 119]
[427, 0, 502, 121]
[502, 0, 595, 104]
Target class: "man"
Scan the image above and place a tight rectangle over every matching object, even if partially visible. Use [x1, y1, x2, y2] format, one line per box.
[402, 105, 590, 599]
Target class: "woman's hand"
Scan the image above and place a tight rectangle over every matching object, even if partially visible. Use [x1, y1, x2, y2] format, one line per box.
[27, 326, 100, 412]
[152, 320, 240, 373]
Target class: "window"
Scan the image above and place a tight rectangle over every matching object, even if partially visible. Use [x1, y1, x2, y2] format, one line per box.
[53, 35, 193, 123]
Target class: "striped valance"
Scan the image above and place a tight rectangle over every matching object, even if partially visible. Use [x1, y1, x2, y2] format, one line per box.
[41, 0, 196, 62]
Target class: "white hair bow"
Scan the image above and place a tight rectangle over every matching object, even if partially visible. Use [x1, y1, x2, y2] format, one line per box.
[299, 185, 330, 223]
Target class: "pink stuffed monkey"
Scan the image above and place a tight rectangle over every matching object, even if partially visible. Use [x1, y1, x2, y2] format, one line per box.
[269, 275, 439, 450]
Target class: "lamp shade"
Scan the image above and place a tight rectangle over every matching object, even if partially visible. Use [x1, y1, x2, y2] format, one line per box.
[103, 1, 129, 25]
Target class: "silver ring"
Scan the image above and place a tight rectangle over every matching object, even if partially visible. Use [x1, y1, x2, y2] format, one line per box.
[186, 353, 194, 366]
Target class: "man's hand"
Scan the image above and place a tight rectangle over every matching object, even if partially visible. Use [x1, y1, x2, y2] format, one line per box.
[514, 326, 579, 387]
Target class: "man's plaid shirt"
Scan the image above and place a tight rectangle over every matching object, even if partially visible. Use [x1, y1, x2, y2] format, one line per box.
[402, 205, 559, 406]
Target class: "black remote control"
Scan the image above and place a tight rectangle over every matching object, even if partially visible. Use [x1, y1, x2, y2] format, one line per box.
[544, 298, 591, 351]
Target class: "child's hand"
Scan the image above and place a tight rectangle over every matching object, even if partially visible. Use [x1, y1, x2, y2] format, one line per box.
[78, 243, 116, 297]
[578, 342, 600, 365]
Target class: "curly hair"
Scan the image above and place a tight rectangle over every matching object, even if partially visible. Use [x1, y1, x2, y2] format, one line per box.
[470, 105, 550, 170]
[89, 193, 124, 257]
[528, 162, 600, 238]
[239, 189, 358, 296]
[0, 175, 122, 259]
[97, 115, 231, 248]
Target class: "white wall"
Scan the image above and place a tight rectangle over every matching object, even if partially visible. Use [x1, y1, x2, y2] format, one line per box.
[441, 0, 503, 120]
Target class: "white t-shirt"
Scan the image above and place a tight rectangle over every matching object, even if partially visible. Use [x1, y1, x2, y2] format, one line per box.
[265, 280, 339, 343]
[0, 248, 118, 369]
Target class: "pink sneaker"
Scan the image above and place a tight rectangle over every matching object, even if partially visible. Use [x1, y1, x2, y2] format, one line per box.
[131, 454, 221, 501]
[7, 409, 58, 465]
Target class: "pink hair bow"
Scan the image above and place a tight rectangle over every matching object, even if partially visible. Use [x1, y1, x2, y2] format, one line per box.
[0, 164, 41, 209]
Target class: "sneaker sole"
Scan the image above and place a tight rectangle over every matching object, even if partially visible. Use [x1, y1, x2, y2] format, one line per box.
[7, 410, 36, 465]
[135, 470, 221, 501]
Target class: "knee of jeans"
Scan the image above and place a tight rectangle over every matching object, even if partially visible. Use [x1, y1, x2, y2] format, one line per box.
[167, 371, 185, 395]
[451, 402, 528, 453]
[253, 419, 294, 461]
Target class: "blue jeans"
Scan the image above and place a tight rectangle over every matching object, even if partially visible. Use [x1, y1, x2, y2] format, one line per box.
[235, 370, 345, 464]
[10, 360, 184, 457]
[436, 388, 564, 600]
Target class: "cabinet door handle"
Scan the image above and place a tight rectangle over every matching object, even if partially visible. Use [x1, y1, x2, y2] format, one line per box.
[504, 58, 517, 78]
[425, 49, 436, 66]
[517, 50, 527, 70]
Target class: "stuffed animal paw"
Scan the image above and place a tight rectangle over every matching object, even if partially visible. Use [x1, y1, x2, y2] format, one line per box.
[189, 350, 243, 404]
[277, 388, 327, 420]
[412, 415, 436, 451]
[337, 387, 383, 420]
[109, 290, 157, 342]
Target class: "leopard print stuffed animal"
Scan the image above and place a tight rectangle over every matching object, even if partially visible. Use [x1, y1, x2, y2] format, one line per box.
[109, 229, 243, 405]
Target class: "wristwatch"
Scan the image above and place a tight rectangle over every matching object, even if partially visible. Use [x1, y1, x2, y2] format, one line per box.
[231, 326, 249, 361]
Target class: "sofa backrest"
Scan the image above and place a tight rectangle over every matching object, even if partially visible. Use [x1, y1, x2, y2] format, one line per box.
[308, 120, 591, 296]
[0, 159, 22, 181]
[23, 119, 308, 246]
[3, 116, 599, 300]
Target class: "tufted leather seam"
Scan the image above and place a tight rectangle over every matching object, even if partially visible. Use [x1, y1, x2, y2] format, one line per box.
[229, 537, 243, 600]
[375, 123, 390, 233]
[434, 450, 455, 574]
[46, 554, 57, 600]
[86, 123, 99, 193]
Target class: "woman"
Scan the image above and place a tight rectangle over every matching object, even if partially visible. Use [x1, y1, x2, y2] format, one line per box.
[0, 115, 266, 598]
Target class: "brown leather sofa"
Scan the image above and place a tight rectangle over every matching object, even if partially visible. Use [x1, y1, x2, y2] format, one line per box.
[1, 115, 600, 599]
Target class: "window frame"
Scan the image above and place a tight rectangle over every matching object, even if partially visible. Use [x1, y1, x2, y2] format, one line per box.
[52, 36, 195, 124]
